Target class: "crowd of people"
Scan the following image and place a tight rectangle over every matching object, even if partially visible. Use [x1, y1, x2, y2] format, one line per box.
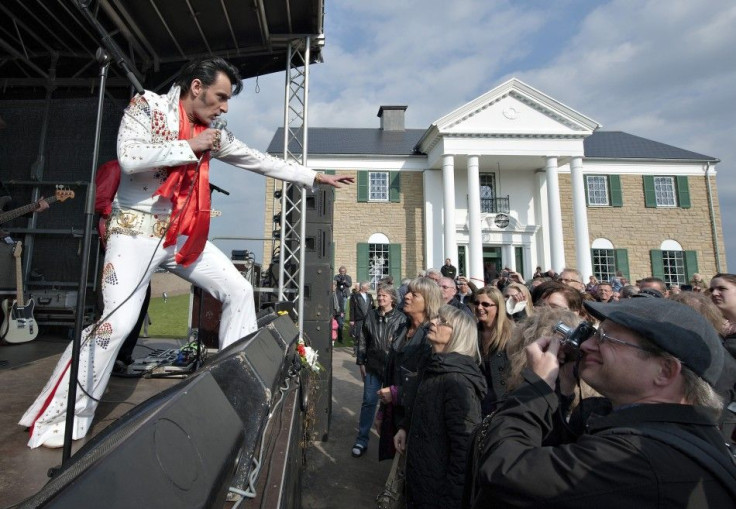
[339, 263, 736, 508]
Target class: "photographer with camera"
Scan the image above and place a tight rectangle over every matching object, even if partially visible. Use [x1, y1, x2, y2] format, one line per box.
[466, 298, 735, 508]
[333, 266, 352, 337]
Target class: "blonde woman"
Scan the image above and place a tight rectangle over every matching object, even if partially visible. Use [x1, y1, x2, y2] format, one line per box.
[503, 282, 534, 322]
[394, 305, 485, 509]
[377, 277, 443, 460]
[474, 286, 514, 415]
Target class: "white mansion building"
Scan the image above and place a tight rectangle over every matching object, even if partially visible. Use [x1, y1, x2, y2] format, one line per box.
[265, 78, 725, 288]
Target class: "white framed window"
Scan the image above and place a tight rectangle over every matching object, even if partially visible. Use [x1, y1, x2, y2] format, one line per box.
[654, 176, 677, 207]
[586, 175, 609, 206]
[591, 238, 615, 282]
[479, 173, 496, 213]
[368, 233, 391, 290]
[662, 250, 685, 286]
[369, 172, 389, 201]
[659, 240, 685, 286]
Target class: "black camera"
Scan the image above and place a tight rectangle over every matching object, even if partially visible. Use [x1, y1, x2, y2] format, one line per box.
[553, 320, 596, 358]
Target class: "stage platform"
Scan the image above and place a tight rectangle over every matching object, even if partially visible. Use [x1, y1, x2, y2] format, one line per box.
[0, 332, 186, 507]
[0, 332, 390, 508]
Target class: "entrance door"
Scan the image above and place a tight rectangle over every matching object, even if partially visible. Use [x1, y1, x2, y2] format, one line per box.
[482, 247, 502, 282]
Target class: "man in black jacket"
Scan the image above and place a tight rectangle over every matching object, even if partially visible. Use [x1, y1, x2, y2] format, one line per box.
[352, 284, 406, 457]
[469, 298, 734, 508]
[349, 281, 374, 340]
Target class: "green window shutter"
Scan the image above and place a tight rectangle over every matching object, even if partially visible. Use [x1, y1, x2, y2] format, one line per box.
[389, 244, 402, 283]
[643, 176, 657, 208]
[614, 249, 629, 281]
[584, 175, 590, 205]
[357, 172, 368, 202]
[650, 250, 665, 280]
[357, 243, 370, 281]
[389, 171, 401, 203]
[676, 176, 690, 209]
[684, 250, 698, 281]
[609, 175, 623, 207]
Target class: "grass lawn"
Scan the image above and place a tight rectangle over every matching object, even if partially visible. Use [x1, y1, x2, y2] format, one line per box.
[145, 293, 190, 338]
[141, 291, 358, 345]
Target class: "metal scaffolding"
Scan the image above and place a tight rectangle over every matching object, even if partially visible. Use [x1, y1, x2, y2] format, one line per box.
[272, 37, 312, 334]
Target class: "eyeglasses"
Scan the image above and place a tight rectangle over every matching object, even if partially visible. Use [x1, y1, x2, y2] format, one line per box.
[474, 301, 497, 308]
[592, 328, 649, 352]
[439, 285, 456, 290]
[435, 317, 453, 328]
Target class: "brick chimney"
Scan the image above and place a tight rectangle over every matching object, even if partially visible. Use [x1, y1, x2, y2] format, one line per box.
[377, 105, 407, 131]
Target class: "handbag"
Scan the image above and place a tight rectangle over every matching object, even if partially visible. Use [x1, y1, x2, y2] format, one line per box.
[376, 452, 406, 509]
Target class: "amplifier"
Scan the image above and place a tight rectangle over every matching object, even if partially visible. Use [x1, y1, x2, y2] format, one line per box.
[28, 289, 78, 309]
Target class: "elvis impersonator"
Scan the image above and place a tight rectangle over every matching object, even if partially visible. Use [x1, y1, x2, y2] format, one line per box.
[20, 57, 353, 449]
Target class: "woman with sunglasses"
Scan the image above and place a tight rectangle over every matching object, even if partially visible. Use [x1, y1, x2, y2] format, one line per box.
[474, 286, 514, 415]
[377, 277, 443, 460]
[394, 305, 485, 509]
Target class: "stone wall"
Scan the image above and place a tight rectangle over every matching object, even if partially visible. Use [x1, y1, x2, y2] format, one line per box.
[262, 170, 425, 282]
[559, 173, 726, 280]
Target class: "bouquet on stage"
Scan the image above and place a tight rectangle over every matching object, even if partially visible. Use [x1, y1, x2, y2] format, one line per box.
[297, 342, 322, 373]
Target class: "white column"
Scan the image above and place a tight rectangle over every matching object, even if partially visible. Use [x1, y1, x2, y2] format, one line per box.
[545, 156, 565, 272]
[442, 154, 457, 269]
[466, 155, 483, 283]
[536, 170, 551, 271]
[523, 245, 533, 278]
[502, 244, 515, 271]
[570, 157, 592, 279]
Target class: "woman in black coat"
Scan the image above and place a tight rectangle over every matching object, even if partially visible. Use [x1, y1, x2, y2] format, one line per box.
[377, 277, 443, 460]
[394, 305, 486, 509]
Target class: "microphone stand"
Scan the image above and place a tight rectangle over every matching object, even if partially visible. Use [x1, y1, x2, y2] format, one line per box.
[61, 48, 111, 464]
[74, 1, 144, 95]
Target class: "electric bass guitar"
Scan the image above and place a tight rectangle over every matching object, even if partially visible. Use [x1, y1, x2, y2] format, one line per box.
[0, 186, 75, 226]
[1, 241, 38, 343]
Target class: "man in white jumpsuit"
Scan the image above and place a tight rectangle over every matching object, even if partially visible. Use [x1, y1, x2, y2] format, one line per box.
[20, 57, 352, 448]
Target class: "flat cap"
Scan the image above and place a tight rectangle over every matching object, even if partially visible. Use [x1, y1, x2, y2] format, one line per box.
[584, 298, 724, 386]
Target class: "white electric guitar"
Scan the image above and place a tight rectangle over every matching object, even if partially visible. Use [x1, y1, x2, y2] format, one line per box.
[1, 242, 38, 343]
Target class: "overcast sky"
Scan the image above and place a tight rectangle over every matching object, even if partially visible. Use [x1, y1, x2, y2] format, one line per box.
[210, 0, 736, 274]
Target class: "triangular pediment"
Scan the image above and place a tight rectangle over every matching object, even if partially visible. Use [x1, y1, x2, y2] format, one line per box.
[417, 79, 601, 152]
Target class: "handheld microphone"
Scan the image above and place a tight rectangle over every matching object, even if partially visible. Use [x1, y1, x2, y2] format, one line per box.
[205, 118, 227, 155]
[211, 118, 227, 130]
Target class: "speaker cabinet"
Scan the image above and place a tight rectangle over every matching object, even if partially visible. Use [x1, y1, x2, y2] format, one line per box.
[302, 262, 332, 321]
[302, 319, 332, 441]
[200, 314, 299, 490]
[303, 186, 334, 225]
[23, 372, 244, 508]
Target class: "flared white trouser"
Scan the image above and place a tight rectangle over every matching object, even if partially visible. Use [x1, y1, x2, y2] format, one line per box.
[19, 233, 257, 448]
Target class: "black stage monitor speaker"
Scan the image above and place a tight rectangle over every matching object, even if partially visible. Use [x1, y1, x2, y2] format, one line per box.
[20, 372, 244, 509]
[302, 262, 332, 321]
[302, 319, 332, 441]
[199, 313, 300, 490]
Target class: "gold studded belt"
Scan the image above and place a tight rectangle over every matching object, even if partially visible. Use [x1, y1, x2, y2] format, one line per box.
[106, 208, 171, 241]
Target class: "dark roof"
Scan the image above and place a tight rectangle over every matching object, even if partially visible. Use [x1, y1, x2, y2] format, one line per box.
[268, 127, 718, 162]
[583, 131, 717, 161]
[0, 0, 324, 100]
[267, 128, 426, 155]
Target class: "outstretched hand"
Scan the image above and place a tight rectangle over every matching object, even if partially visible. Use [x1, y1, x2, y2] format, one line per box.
[318, 174, 355, 188]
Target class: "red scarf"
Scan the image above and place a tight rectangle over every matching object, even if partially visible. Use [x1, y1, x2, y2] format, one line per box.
[153, 102, 211, 266]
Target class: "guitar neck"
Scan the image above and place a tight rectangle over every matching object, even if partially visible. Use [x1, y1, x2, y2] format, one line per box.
[14, 245, 24, 304]
[0, 196, 59, 226]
